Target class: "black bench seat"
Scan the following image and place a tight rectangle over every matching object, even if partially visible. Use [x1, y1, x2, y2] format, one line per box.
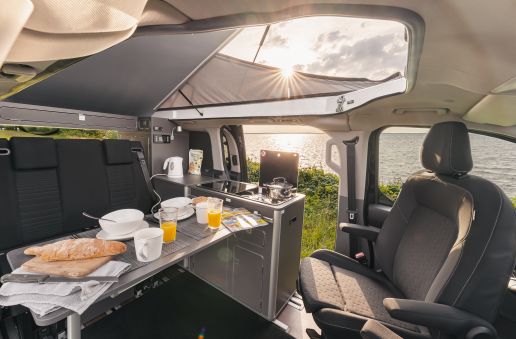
[0, 137, 152, 256]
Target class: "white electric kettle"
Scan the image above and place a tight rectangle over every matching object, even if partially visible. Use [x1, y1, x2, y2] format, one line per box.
[163, 157, 183, 178]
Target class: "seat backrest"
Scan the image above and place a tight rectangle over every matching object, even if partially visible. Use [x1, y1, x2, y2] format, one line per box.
[375, 122, 516, 323]
[0, 139, 20, 251]
[103, 139, 152, 213]
[8, 138, 64, 245]
[0, 137, 153, 253]
[56, 139, 111, 231]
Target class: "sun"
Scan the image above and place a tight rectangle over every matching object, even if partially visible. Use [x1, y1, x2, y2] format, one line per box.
[281, 65, 294, 78]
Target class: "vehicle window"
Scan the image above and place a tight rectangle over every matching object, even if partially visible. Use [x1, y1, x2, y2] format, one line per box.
[378, 127, 516, 206]
[220, 16, 408, 80]
[158, 16, 409, 110]
[0, 125, 118, 140]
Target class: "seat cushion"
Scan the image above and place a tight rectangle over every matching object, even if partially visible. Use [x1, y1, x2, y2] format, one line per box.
[299, 256, 345, 312]
[332, 266, 416, 331]
[299, 250, 419, 334]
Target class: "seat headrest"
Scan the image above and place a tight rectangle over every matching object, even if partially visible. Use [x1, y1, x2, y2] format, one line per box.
[10, 137, 58, 170]
[103, 139, 133, 165]
[421, 122, 473, 176]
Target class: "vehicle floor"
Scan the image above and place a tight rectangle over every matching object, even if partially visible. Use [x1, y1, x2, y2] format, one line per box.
[82, 266, 293, 339]
[277, 298, 321, 339]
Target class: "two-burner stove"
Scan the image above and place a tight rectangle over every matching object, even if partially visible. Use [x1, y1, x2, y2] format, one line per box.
[196, 180, 296, 206]
[240, 192, 296, 206]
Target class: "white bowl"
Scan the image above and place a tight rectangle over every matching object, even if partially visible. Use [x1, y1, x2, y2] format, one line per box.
[161, 197, 192, 214]
[99, 209, 144, 235]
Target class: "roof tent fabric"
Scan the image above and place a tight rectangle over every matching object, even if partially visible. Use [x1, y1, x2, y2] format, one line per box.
[159, 54, 398, 109]
[7, 0, 149, 62]
[7, 30, 234, 116]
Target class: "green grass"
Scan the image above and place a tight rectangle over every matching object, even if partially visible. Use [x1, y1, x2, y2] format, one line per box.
[378, 179, 403, 202]
[248, 161, 339, 258]
[0, 127, 118, 140]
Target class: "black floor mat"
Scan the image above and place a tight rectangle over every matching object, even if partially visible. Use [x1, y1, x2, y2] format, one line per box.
[83, 267, 293, 339]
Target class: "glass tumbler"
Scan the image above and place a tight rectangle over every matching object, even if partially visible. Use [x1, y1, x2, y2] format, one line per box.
[207, 197, 223, 229]
[159, 207, 178, 243]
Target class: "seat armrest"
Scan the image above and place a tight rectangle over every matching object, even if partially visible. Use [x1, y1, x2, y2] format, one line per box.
[383, 298, 497, 338]
[339, 223, 380, 241]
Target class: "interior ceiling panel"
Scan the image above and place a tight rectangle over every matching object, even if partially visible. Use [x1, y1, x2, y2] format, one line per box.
[6, 30, 234, 115]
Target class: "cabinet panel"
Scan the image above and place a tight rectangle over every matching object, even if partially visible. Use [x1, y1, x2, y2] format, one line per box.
[192, 239, 232, 292]
[233, 245, 264, 313]
[235, 227, 267, 249]
[276, 200, 305, 313]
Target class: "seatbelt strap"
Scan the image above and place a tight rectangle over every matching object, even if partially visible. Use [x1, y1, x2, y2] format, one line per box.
[131, 147, 155, 201]
[343, 137, 359, 256]
[343, 136, 359, 223]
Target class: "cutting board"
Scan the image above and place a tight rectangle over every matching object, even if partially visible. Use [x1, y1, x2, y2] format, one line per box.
[21, 256, 112, 278]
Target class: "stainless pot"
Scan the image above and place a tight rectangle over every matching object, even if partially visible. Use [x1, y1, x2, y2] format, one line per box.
[263, 177, 296, 200]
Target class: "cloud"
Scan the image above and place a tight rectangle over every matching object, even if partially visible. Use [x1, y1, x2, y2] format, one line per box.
[266, 34, 288, 47]
[305, 32, 407, 79]
[312, 30, 351, 50]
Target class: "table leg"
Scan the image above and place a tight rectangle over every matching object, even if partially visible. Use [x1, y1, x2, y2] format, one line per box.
[183, 257, 190, 270]
[67, 313, 81, 339]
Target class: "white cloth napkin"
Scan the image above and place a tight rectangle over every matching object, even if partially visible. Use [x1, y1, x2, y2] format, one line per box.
[0, 261, 130, 317]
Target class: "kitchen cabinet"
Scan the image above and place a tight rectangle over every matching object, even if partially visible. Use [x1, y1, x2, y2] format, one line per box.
[155, 177, 305, 320]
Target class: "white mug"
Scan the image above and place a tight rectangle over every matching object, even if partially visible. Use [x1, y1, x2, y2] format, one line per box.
[196, 202, 208, 224]
[134, 228, 163, 262]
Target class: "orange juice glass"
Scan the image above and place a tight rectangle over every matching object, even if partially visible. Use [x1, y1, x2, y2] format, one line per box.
[207, 197, 223, 229]
[159, 207, 178, 243]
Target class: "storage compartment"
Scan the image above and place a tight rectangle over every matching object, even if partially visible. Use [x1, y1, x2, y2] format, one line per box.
[232, 245, 265, 313]
[191, 239, 232, 292]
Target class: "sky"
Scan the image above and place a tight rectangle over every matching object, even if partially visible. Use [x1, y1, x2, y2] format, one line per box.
[220, 16, 408, 81]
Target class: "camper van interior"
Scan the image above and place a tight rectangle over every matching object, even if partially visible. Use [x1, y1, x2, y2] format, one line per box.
[0, 1, 515, 339]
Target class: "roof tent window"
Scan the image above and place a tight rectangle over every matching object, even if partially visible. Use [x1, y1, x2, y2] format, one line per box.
[157, 16, 409, 114]
[220, 17, 408, 80]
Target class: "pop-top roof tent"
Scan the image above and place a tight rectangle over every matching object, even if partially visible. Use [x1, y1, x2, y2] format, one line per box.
[158, 54, 401, 110]
[0, 0, 515, 135]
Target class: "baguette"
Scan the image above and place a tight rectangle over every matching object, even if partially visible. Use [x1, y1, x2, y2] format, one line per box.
[24, 239, 126, 261]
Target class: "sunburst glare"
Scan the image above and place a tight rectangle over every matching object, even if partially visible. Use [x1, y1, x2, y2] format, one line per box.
[281, 65, 294, 78]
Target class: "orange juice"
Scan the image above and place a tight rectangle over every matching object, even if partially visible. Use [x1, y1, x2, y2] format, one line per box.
[161, 221, 177, 242]
[208, 210, 222, 228]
